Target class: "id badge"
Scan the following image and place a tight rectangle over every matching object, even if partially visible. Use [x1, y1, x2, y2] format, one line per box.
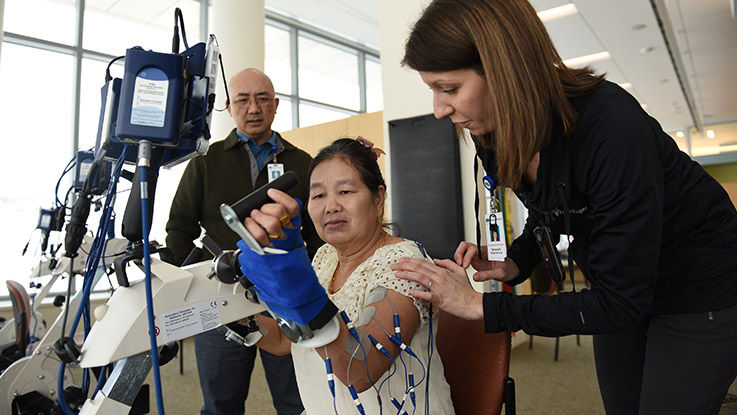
[267, 163, 284, 182]
[483, 185, 507, 261]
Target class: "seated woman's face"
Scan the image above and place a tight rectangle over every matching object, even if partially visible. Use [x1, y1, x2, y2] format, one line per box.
[307, 157, 384, 248]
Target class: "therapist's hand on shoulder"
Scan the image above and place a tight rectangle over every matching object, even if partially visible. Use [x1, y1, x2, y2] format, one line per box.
[454, 241, 520, 283]
[391, 256, 484, 321]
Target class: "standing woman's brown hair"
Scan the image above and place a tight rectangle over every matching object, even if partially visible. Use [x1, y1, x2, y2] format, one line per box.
[402, 0, 603, 188]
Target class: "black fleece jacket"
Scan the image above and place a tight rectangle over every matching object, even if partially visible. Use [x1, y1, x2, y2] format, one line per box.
[479, 81, 737, 337]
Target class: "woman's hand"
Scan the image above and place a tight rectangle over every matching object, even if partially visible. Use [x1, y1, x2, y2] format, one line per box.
[454, 241, 520, 283]
[391, 257, 484, 321]
[243, 188, 300, 247]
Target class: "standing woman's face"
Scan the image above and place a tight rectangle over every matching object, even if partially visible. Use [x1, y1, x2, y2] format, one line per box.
[419, 69, 494, 136]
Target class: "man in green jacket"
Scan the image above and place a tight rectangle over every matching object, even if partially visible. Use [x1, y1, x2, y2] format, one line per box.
[166, 68, 321, 415]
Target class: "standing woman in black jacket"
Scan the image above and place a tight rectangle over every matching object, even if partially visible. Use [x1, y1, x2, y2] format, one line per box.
[391, 0, 737, 414]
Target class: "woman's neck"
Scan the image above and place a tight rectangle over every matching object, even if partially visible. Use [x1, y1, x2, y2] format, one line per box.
[524, 151, 541, 185]
[334, 227, 387, 273]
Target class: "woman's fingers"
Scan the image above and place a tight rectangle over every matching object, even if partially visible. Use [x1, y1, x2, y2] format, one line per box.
[392, 257, 440, 278]
[244, 217, 272, 247]
[472, 258, 520, 282]
[266, 189, 300, 218]
[454, 242, 497, 271]
[433, 258, 466, 274]
[453, 241, 477, 268]
[472, 268, 508, 282]
[407, 289, 432, 301]
[258, 203, 294, 229]
[392, 261, 433, 288]
[241, 189, 301, 245]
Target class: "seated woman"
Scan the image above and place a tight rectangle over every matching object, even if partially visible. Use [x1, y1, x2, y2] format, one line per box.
[242, 138, 455, 415]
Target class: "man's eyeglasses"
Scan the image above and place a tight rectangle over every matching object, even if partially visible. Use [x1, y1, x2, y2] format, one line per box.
[231, 96, 274, 107]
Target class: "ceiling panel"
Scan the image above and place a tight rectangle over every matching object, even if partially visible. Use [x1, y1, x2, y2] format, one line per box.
[148, 0, 200, 30]
[267, 0, 380, 48]
[529, 0, 572, 11]
[667, 0, 737, 125]
[542, 14, 605, 60]
[85, 0, 120, 10]
[572, 0, 691, 131]
[587, 58, 627, 85]
[109, 0, 176, 24]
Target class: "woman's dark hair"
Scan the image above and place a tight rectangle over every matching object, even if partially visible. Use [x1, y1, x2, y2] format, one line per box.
[402, 0, 604, 187]
[307, 138, 386, 195]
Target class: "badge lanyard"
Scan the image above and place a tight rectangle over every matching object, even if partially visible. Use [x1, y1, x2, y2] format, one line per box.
[483, 175, 507, 262]
[267, 143, 284, 182]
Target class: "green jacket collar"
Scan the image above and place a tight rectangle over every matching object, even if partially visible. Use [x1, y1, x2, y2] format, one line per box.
[223, 128, 297, 152]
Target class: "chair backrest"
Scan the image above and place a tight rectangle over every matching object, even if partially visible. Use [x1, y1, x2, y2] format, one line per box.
[5, 280, 31, 349]
[436, 310, 511, 415]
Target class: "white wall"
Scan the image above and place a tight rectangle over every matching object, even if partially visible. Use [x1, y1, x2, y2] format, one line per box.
[378, 0, 479, 247]
[0, 0, 4, 63]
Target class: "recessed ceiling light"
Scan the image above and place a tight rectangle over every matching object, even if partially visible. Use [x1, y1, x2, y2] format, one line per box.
[618, 82, 633, 89]
[707, 129, 715, 139]
[676, 131, 685, 138]
[538, 3, 578, 22]
[563, 51, 611, 67]
[632, 23, 647, 30]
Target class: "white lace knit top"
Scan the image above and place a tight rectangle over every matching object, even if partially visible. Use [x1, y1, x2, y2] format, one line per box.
[291, 239, 455, 415]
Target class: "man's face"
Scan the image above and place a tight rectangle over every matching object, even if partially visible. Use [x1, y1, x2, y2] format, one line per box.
[227, 70, 279, 143]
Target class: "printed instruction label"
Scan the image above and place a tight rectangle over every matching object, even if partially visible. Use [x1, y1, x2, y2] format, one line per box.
[130, 68, 169, 127]
[79, 160, 92, 183]
[159, 299, 222, 343]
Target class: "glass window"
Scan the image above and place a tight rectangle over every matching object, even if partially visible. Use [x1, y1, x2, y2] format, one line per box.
[299, 103, 351, 127]
[83, 0, 201, 56]
[0, 44, 75, 296]
[208, 4, 214, 38]
[3, 0, 77, 45]
[273, 97, 294, 133]
[79, 58, 119, 151]
[365, 57, 383, 112]
[298, 35, 359, 111]
[265, 24, 292, 95]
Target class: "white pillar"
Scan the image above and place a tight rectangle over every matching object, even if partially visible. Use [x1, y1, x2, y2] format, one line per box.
[210, 0, 265, 141]
[1, 0, 5, 64]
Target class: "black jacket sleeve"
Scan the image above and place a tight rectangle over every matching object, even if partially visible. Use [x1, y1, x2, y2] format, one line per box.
[506, 213, 544, 285]
[484, 103, 662, 336]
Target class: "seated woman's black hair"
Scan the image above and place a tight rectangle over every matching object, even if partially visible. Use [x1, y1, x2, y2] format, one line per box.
[307, 138, 386, 196]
